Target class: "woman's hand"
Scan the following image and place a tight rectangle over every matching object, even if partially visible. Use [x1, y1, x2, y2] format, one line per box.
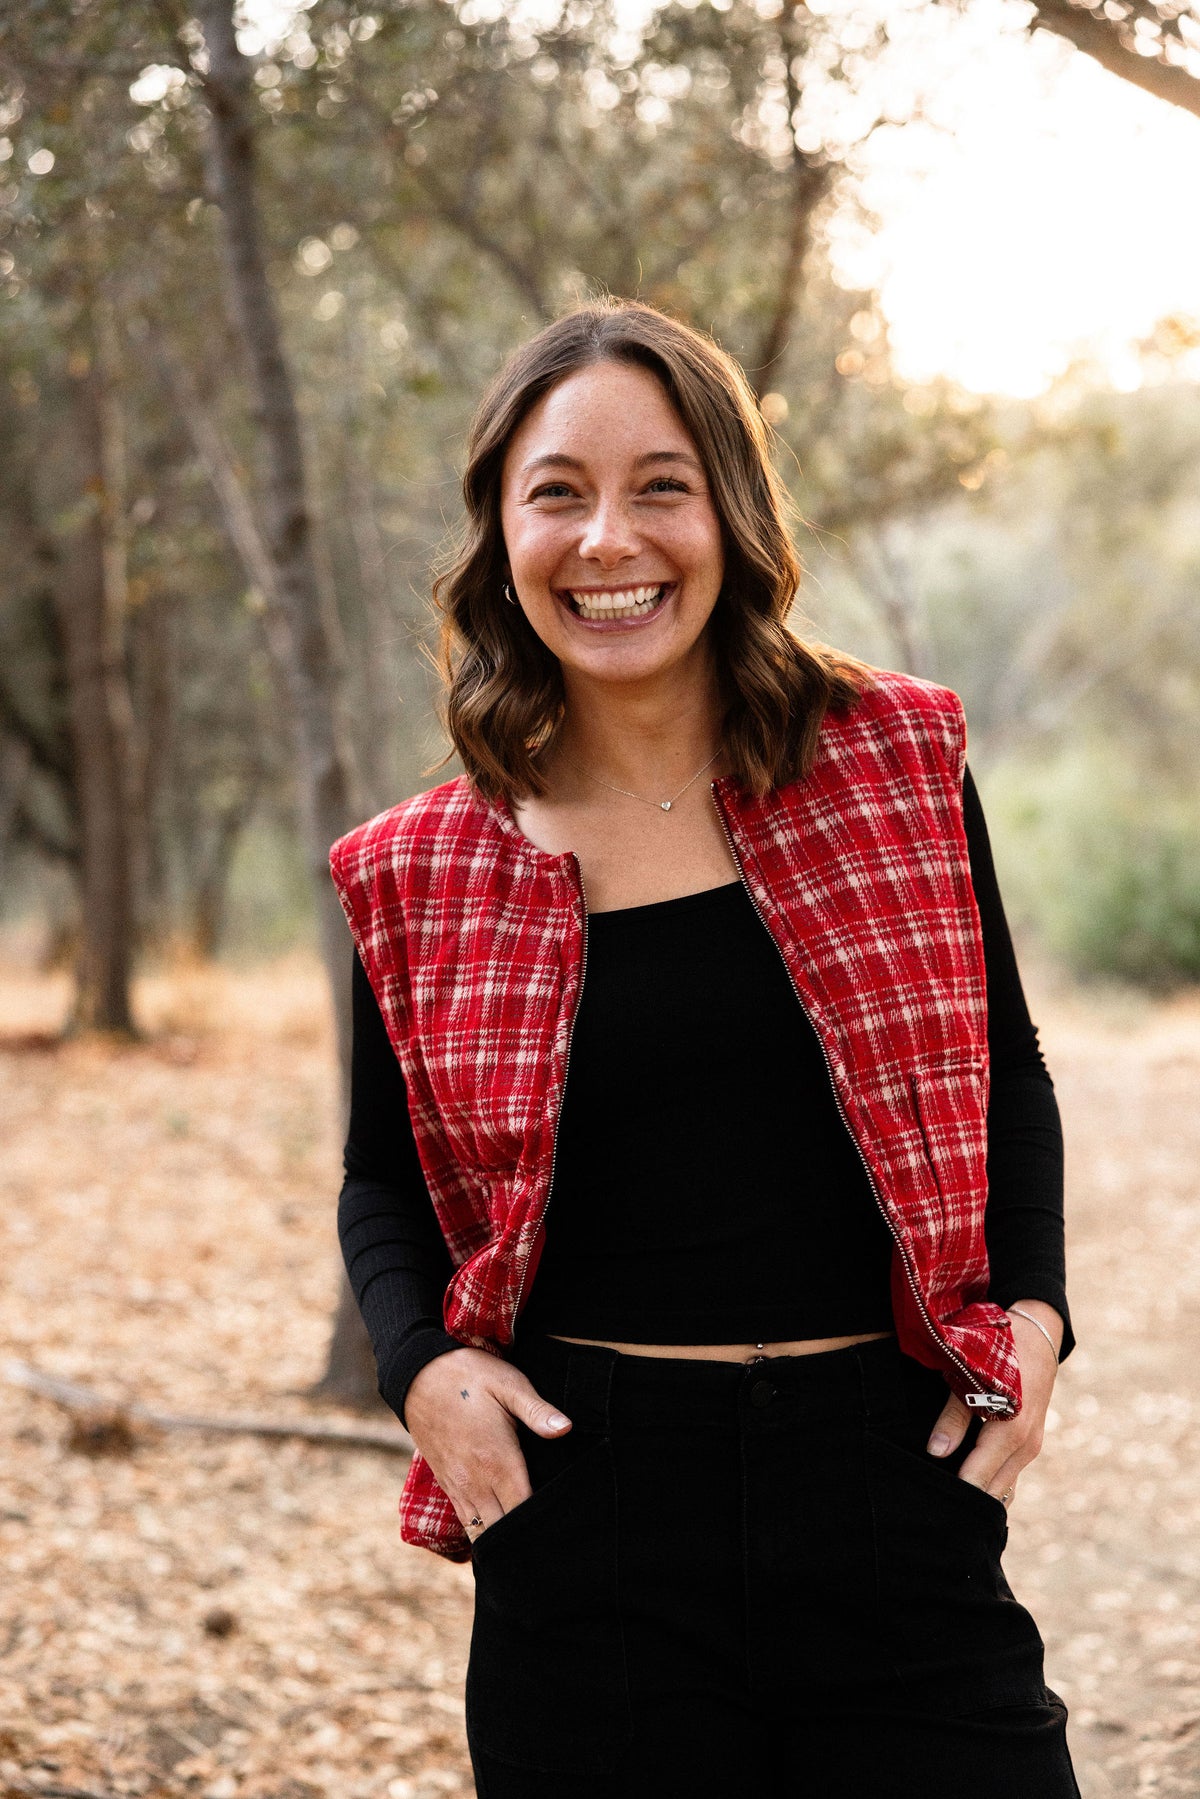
[925, 1300, 1063, 1508]
[403, 1346, 572, 1540]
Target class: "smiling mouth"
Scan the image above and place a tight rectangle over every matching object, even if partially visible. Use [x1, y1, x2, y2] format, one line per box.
[561, 583, 671, 621]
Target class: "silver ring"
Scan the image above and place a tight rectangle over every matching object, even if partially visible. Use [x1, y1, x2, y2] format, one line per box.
[1001, 1487, 1013, 1505]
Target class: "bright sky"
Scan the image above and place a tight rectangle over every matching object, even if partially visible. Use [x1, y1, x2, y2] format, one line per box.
[835, 0, 1200, 395]
[236, 0, 1200, 398]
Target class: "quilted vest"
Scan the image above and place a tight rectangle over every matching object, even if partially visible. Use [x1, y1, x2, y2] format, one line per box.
[330, 667, 1022, 1562]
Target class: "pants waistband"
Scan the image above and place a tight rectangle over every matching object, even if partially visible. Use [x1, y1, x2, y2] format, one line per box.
[508, 1332, 940, 1435]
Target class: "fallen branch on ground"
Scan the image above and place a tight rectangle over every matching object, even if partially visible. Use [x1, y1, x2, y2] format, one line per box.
[8, 1785, 121, 1799]
[1, 1358, 413, 1457]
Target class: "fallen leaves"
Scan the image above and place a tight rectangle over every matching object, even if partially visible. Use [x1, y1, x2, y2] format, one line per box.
[1, 953, 1198, 1796]
[0, 956, 474, 1799]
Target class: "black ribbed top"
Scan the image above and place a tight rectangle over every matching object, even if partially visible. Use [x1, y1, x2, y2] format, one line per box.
[518, 878, 895, 1344]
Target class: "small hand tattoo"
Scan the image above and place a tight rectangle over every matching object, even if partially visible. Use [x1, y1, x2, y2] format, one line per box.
[460, 1389, 470, 1400]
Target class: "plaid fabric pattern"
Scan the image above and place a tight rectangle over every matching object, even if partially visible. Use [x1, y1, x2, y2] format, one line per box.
[330, 668, 1020, 1562]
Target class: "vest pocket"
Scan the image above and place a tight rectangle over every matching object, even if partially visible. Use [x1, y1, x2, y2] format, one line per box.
[465, 1432, 631, 1773]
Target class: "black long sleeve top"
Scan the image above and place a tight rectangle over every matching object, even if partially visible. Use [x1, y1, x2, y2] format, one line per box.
[339, 765, 1073, 1426]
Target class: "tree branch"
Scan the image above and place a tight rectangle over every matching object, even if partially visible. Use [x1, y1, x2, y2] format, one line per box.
[3, 1357, 413, 1457]
[149, 328, 291, 667]
[353, 83, 555, 320]
[12, 799, 78, 867]
[1030, 0, 1200, 120]
[0, 666, 73, 785]
[751, 5, 839, 396]
[751, 158, 832, 397]
[408, 157, 555, 321]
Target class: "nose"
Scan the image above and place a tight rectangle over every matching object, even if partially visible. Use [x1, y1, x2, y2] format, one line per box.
[576, 495, 640, 567]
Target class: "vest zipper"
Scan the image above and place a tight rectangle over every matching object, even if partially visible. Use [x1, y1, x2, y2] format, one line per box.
[709, 783, 1013, 1419]
[510, 852, 590, 1326]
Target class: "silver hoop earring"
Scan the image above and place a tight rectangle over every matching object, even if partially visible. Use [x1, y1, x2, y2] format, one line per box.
[503, 582, 517, 606]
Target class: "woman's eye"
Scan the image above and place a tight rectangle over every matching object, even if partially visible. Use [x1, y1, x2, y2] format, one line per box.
[528, 477, 690, 501]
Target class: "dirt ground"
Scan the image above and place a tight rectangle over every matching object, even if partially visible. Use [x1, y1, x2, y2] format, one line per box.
[0, 952, 1197, 1798]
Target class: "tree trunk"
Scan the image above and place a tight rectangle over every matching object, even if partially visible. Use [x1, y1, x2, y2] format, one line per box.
[0, 735, 33, 893]
[131, 578, 174, 939]
[340, 305, 398, 814]
[195, 0, 374, 1404]
[847, 524, 933, 680]
[53, 358, 139, 1036]
[751, 6, 833, 399]
[192, 780, 258, 959]
[315, 1276, 390, 1415]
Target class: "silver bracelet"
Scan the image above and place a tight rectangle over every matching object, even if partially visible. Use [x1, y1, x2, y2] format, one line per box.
[1007, 1305, 1060, 1365]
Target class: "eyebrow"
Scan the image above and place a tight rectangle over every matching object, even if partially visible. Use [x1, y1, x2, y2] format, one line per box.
[520, 450, 704, 476]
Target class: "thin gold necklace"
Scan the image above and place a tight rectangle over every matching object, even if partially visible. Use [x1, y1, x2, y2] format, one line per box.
[571, 747, 722, 813]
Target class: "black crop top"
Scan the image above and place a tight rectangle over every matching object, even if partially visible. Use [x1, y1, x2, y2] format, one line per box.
[339, 765, 1073, 1425]
[517, 875, 896, 1346]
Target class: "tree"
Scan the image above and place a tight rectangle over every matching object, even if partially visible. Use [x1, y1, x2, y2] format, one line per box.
[192, 0, 358, 1053]
[52, 290, 141, 1034]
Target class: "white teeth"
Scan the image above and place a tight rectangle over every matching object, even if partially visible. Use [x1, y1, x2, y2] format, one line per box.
[566, 583, 668, 620]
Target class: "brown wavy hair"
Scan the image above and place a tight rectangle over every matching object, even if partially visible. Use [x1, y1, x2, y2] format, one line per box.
[431, 297, 875, 800]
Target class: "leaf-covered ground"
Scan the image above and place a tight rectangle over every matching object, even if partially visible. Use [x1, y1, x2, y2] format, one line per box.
[1, 954, 1197, 1798]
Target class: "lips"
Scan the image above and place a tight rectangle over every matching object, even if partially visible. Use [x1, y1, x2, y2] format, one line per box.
[559, 583, 671, 622]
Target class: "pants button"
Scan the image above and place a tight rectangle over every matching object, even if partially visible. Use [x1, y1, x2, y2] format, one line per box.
[749, 1379, 774, 1408]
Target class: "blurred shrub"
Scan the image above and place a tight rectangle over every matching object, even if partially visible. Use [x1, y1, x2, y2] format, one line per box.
[982, 746, 1200, 991]
[220, 821, 316, 961]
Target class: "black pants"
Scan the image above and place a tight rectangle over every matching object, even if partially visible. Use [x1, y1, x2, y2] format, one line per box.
[466, 1333, 1080, 1798]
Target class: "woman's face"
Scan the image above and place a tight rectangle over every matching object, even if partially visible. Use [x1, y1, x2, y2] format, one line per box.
[498, 360, 725, 691]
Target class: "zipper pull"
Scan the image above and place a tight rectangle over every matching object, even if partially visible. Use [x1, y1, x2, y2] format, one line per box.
[966, 1391, 1014, 1415]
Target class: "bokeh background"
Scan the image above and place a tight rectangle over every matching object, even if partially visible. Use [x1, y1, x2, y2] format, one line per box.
[1, 1, 1199, 1795]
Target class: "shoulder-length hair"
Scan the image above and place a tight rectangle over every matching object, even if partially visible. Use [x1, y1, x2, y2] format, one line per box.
[431, 297, 875, 800]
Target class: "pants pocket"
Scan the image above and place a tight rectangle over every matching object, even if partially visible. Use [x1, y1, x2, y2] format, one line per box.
[466, 1431, 630, 1774]
[864, 1420, 1048, 1710]
[869, 1425, 1011, 1532]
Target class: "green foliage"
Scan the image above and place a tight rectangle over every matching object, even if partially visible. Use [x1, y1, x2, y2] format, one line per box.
[220, 817, 318, 959]
[1, 0, 1198, 989]
[798, 372, 1200, 994]
[982, 747, 1200, 992]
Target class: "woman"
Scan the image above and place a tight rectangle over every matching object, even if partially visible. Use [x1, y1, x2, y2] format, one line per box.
[332, 299, 1079, 1797]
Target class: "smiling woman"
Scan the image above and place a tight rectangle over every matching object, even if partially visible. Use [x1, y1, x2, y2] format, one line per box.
[501, 364, 723, 651]
[330, 298, 1080, 1798]
[431, 302, 870, 809]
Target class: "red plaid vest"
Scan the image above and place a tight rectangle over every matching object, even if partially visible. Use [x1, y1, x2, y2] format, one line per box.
[331, 668, 1022, 1561]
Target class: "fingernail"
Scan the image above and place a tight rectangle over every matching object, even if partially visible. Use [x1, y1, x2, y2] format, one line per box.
[546, 1413, 570, 1430]
[927, 1432, 952, 1457]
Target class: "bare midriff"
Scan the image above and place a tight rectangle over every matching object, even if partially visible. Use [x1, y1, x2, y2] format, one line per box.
[545, 1329, 896, 1362]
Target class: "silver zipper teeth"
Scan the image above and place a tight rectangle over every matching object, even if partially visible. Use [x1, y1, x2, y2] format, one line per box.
[510, 852, 590, 1328]
[710, 783, 1013, 1418]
